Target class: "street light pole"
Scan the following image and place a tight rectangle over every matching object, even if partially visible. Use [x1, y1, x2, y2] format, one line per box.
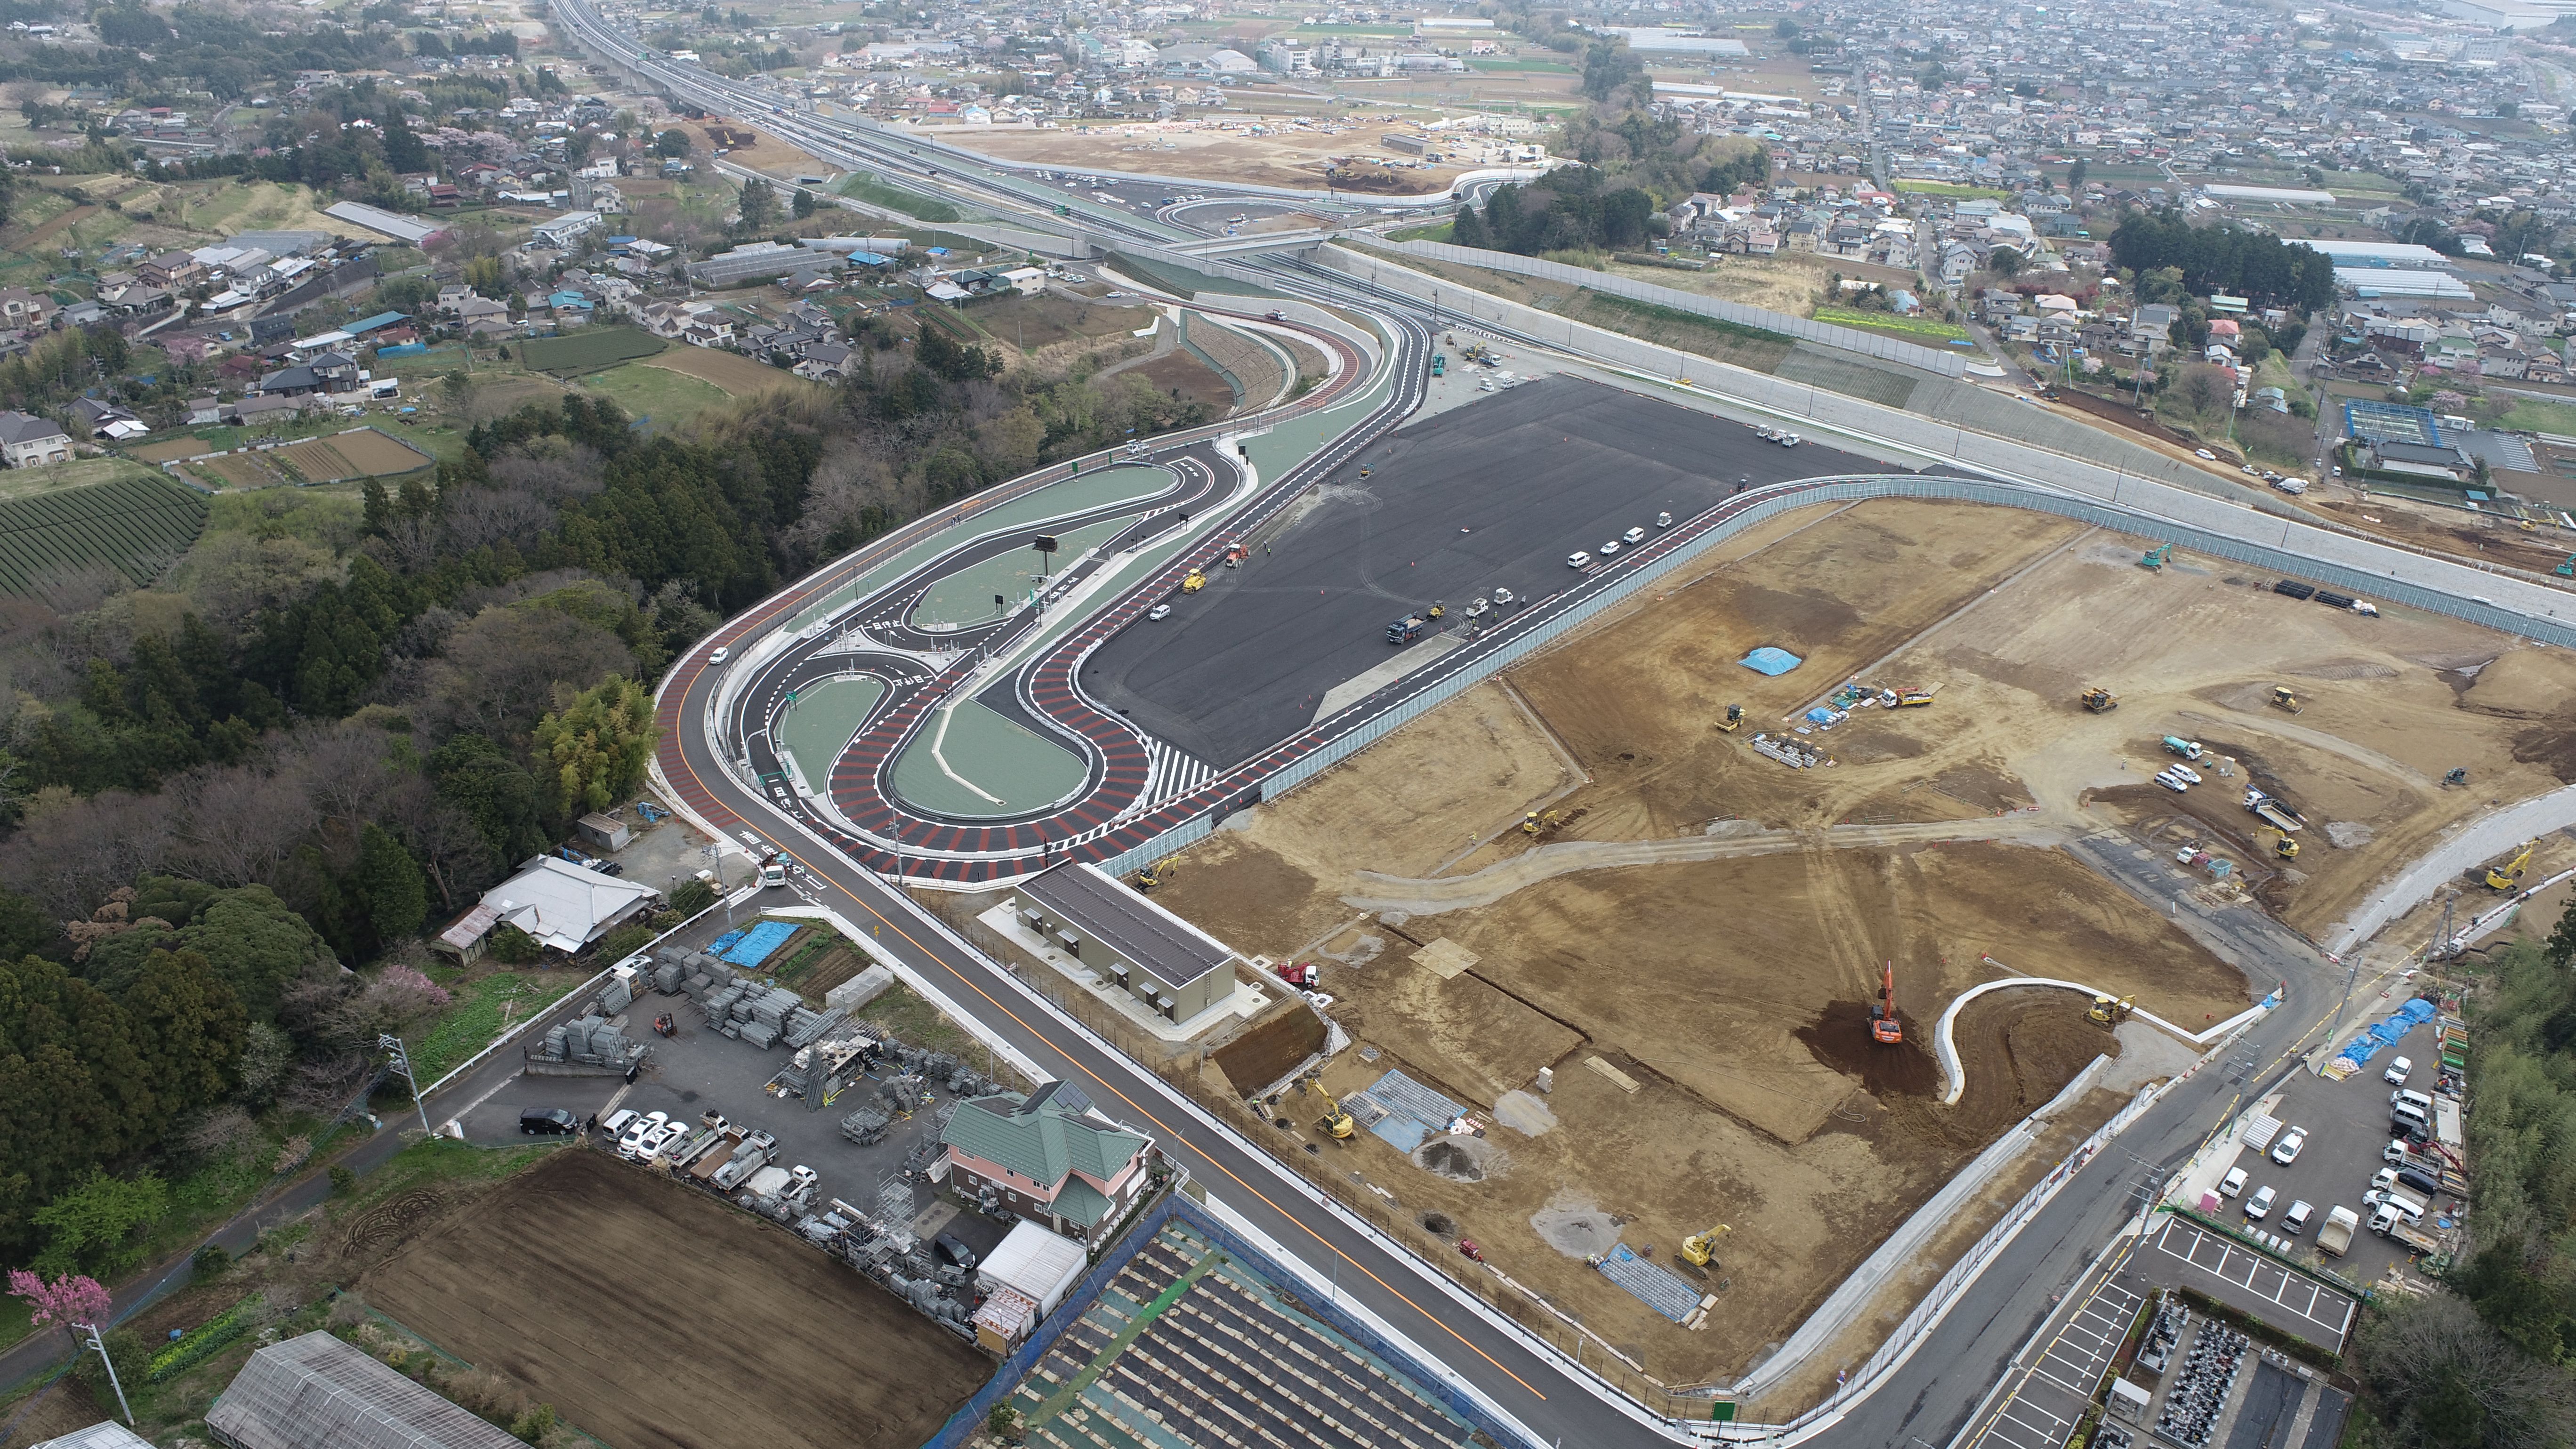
[80, 1322, 134, 1425]
[378, 1033, 431, 1135]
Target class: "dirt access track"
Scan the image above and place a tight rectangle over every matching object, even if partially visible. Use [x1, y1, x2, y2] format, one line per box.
[1154, 491, 2576, 1391]
[361, 1148, 986, 1449]
[945, 119, 1463, 194]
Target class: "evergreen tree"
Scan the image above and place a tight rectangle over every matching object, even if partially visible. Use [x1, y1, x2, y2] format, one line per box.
[1449, 199, 1489, 249]
[122, 949, 247, 1110]
[531, 676, 657, 818]
[792, 186, 816, 219]
[354, 824, 427, 944]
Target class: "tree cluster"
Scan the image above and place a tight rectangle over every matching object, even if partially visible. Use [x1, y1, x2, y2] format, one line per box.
[2107, 209, 2337, 314]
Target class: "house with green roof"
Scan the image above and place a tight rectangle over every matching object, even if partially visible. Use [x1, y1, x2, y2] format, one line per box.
[942, 1082, 1156, 1249]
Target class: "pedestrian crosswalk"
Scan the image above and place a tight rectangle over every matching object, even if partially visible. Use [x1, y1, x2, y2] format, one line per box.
[1142, 734, 1217, 803]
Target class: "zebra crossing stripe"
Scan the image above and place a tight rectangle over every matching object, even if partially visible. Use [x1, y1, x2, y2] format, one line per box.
[1142, 737, 1216, 803]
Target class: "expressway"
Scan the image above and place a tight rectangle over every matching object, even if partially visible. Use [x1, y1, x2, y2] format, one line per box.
[555, 6, 2403, 1446]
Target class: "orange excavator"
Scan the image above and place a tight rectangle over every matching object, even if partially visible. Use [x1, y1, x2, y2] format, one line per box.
[1871, 963, 1903, 1045]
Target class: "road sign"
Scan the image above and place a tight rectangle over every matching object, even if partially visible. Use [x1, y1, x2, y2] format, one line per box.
[1033, 534, 1059, 553]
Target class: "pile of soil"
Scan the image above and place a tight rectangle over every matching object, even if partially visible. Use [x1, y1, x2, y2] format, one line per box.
[1210, 1002, 1327, 1095]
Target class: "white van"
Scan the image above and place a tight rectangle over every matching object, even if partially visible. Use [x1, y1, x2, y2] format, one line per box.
[1566, 551, 1592, 569]
[2391, 1088, 2435, 1117]
[2220, 1166, 2249, 1197]
[2391, 1101, 2431, 1136]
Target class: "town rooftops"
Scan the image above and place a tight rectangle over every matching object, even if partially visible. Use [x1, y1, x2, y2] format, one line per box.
[1020, 861, 1232, 988]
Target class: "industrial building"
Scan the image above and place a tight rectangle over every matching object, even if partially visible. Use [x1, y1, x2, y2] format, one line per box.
[1017, 861, 1237, 1022]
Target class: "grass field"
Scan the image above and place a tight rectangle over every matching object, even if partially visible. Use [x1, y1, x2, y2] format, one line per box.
[639, 346, 813, 394]
[837, 171, 963, 223]
[1892, 180, 2014, 200]
[522, 326, 669, 374]
[1814, 305, 1972, 340]
[411, 971, 587, 1082]
[0, 455, 162, 499]
[571, 362, 731, 428]
[0, 472, 209, 594]
[2498, 398, 2576, 436]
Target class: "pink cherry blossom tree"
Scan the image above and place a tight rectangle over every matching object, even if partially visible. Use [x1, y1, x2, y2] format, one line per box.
[6, 1269, 111, 1331]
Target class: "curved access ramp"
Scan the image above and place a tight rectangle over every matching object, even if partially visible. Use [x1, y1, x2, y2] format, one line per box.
[1931, 974, 2275, 1105]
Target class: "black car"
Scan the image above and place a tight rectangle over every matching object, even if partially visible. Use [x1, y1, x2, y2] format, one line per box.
[933, 1232, 979, 1270]
[519, 1108, 578, 1135]
[2395, 1166, 2442, 1198]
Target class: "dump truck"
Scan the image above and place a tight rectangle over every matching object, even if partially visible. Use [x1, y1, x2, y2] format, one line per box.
[2386, 1219, 2442, 1256]
[2318, 1205, 2360, 1257]
[1385, 613, 1429, 645]
[711, 1142, 773, 1191]
[2162, 736, 2205, 761]
[759, 852, 788, 888]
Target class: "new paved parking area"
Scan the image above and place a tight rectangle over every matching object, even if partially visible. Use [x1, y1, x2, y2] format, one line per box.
[1080, 377, 1881, 766]
[1976, 1265, 2149, 1449]
[2139, 1220, 2356, 1351]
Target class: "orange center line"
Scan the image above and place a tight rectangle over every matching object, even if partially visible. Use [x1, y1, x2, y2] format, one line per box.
[672, 733, 1546, 1402]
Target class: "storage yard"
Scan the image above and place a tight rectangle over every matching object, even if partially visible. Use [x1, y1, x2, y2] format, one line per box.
[360, 1149, 989, 1449]
[1147, 475, 2576, 1387]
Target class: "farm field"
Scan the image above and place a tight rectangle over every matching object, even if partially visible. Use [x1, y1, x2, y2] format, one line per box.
[1152, 490, 2576, 1394]
[523, 326, 669, 374]
[0, 455, 163, 499]
[173, 428, 434, 490]
[0, 471, 210, 593]
[361, 1148, 986, 1449]
[638, 345, 818, 394]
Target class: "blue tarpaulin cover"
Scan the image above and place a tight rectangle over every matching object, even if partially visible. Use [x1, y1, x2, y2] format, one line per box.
[2332, 998, 2435, 1071]
[1741, 646, 1803, 676]
[721, 920, 799, 968]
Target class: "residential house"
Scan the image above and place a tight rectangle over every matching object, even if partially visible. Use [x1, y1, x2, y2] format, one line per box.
[433, 855, 660, 960]
[187, 395, 223, 425]
[226, 394, 308, 426]
[941, 1082, 1155, 1249]
[70, 398, 146, 440]
[0, 411, 71, 467]
[795, 340, 855, 381]
[136, 250, 206, 290]
[255, 351, 361, 397]
[436, 283, 477, 315]
[0, 288, 54, 329]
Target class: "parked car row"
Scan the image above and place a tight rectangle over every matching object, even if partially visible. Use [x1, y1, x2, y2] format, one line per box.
[1567, 512, 1675, 571]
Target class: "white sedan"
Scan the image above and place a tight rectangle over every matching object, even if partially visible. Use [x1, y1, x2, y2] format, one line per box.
[2270, 1127, 2307, 1166]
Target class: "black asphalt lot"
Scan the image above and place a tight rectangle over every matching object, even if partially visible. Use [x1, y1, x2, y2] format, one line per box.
[1079, 376, 1881, 766]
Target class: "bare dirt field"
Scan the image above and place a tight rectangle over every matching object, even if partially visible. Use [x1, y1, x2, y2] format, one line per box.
[362, 1149, 985, 1449]
[1156, 494, 2576, 1390]
[637, 346, 821, 394]
[946, 120, 1463, 194]
[1600, 251, 1914, 319]
[2311, 494, 2576, 579]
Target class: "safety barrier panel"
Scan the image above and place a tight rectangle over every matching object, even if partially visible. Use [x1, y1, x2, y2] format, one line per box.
[1385, 238, 1971, 376]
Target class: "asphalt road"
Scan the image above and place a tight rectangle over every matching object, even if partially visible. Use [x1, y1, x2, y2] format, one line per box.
[1080, 377, 1881, 766]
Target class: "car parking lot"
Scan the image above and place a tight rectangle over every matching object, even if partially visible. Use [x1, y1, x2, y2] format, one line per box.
[455, 916, 1018, 1265]
[2209, 1014, 2453, 1287]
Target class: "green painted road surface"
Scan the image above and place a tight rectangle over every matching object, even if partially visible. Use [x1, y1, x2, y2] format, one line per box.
[789, 465, 1176, 631]
[891, 698, 1088, 818]
[910, 514, 1131, 631]
[777, 675, 887, 786]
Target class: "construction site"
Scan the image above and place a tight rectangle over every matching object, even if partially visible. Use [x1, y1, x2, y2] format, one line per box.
[1147, 488, 2576, 1400]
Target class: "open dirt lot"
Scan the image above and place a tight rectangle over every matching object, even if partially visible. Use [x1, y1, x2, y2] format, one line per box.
[361, 1148, 985, 1449]
[1156, 494, 2576, 1387]
[945, 119, 1463, 194]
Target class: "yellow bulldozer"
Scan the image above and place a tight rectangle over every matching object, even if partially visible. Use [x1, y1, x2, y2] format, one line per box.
[1304, 1075, 1355, 1140]
[2080, 686, 2119, 713]
[2487, 840, 2536, 892]
[1716, 704, 1745, 733]
[2088, 994, 2135, 1026]
[2271, 685, 2304, 715]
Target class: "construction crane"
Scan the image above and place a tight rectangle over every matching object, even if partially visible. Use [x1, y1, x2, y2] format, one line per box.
[1679, 1223, 1732, 1269]
[1871, 963, 1902, 1045]
[2486, 840, 2536, 892]
[1717, 704, 1745, 733]
[1303, 1075, 1355, 1140]
[1133, 856, 1181, 891]
[2080, 686, 2119, 713]
[2138, 543, 2174, 571]
[2271, 685, 2304, 715]
[2088, 994, 2135, 1026]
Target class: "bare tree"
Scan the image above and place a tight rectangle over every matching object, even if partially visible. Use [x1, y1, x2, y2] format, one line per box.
[2357, 1294, 2576, 1449]
[0, 789, 176, 920]
[439, 486, 559, 555]
[169, 763, 322, 887]
[422, 606, 634, 741]
[282, 720, 397, 837]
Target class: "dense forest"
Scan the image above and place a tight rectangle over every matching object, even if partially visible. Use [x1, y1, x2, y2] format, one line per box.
[0, 278, 1212, 1274]
[2107, 210, 2341, 314]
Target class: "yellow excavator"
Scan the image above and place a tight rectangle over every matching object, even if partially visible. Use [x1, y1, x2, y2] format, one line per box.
[1133, 856, 1181, 891]
[1717, 704, 1745, 733]
[2487, 840, 2536, 892]
[2271, 685, 2304, 715]
[2081, 686, 2119, 714]
[2088, 994, 2135, 1026]
[1304, 1075, 1355, 1140]
[1680, 1223, 1732, 1269]
[1522, 809, 1563, 837]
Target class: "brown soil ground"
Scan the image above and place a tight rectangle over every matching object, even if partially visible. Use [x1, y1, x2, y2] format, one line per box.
[948, 120, 1465, 194]
[131, 435, 216, 462]
[362, 1149, 985, 1449]
[692, 116, 834, 177]
[2310, 495, 2576, 581]
[1207, 998, 1329, 1096]
[1155, 495, 2576, 1385]
[637, 346, 821, 394]
[1129, 346, 1240, 415]
[974, 290, 1155, 362]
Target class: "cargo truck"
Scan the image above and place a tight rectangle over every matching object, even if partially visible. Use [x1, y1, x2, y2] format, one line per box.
[688, 1140, 742, 1184]
[739, 1164, 792, 1201]
[2318, 1205, 2360, 1257]
[2386, 1219, 2441, 1256]
[711, 1143, 773, 1191]
[2162, 736, 2205, 761]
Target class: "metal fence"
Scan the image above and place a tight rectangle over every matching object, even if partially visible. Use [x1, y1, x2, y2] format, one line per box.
[1385, 238, 1971, 377]
[1103, 468, 2576, 879]
[920, 1192, 1534, 1449]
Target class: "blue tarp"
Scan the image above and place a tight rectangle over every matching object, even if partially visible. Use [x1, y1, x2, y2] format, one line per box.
[2334, 998, 2435, 1069]
[1741, 646, 1803, 676]
[374, 342, 428, 358]
[721, 920, 799, 968]
[1805, 707, 1839, 725]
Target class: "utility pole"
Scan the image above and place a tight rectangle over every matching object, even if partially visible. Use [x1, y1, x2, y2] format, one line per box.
[378, 1034, 431, 1134]
[80, 1322, 134, 1425]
